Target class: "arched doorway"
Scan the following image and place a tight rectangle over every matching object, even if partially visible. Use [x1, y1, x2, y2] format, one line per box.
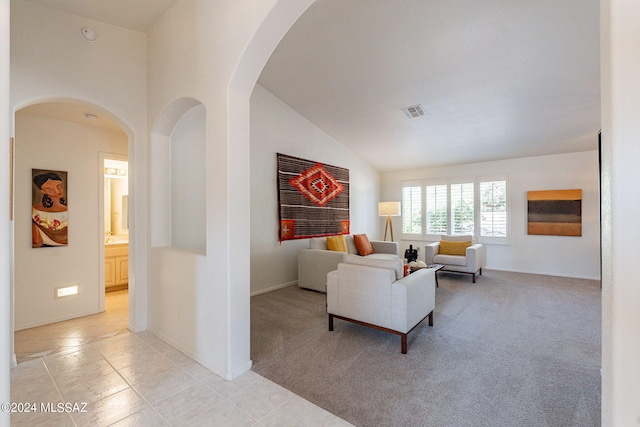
[12, 99, 135, 362]
[226, 0, 316, 378]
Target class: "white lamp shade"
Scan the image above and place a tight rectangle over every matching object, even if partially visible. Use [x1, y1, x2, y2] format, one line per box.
[378, 201, 401, 216]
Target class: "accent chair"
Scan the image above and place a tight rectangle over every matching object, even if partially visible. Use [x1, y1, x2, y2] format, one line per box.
[424, 234, 486, 283]
[327, 258, 436, 354]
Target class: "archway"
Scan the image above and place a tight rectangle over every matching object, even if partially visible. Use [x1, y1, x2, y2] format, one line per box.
[12, 98, 137, 363]
[226, 0, 316, 378]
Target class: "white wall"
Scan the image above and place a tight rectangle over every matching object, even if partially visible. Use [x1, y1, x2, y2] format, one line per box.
[169, 104, 206, 253]
[10, 0, 148, 331]
[1, 0, 11, 420]
[14, 113, 128, 329]
[10, 2, 147, 124]
[601, 0, 640, 424]
[147, 100, 210, 376]
[147, 0, 317, 380]
[382, 150, 600, 280]
[249, 84, 380, 294]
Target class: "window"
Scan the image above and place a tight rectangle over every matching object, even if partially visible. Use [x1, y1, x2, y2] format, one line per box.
[451, 182, 474, 235]
[402, 176, 509, 244]
[425, 185, 447, 234]
[480, 180, 507, 237]
[402, 186, 422, 234]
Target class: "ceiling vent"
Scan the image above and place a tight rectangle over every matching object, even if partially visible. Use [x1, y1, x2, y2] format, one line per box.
[400, 104, 426, 119]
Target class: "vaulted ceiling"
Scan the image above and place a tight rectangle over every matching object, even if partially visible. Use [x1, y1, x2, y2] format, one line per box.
[20, 0, 601, 172]
[258, 0, 601, 171]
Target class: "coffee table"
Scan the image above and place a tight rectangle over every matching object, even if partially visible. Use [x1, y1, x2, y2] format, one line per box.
[410, 263, 445, 287]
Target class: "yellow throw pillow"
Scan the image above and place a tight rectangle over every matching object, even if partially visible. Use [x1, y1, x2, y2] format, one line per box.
[439, 240, 472, 256]
[326, 235, 348, 253]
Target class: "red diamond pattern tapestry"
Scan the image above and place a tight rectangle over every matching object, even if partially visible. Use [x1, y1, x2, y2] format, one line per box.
[277, 153, 350, 241]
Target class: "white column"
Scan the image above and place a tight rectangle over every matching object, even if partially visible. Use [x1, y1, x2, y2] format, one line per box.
[601, 0, 640, 424]
[1, 0, 12, 425]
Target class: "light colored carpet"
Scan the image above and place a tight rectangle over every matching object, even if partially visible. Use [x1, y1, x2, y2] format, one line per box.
[251, 270, 601, 427]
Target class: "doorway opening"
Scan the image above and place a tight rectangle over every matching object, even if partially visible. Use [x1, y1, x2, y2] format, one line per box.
[13, 101, 132, 363]
[102, 156, 129, 294]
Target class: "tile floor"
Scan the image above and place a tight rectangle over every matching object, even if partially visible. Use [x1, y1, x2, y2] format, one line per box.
[11, 291, 352, 426]
[14, 290, 130, 364]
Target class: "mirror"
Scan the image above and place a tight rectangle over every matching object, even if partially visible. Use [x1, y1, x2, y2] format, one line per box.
[104, 159, 128, 242]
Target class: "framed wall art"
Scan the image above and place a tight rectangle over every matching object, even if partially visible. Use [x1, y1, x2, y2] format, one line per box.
[32, 169, 68, 248]
[527, 189, 582, 236]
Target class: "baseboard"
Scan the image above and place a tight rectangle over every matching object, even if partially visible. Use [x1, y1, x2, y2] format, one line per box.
[147, 327, 221, 372]
[106, 284, 128, 292]
[250, 280, 297, 296]
[15, 308, 104, 331]
[486, 267, 601, 281]
[146, 327, 198, 360]
[227, 359, 253, 381]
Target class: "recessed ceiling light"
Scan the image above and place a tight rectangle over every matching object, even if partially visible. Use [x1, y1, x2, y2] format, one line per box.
[400, 104, 426, 119]
[81, 27, 97, 42]
[84, 112, 98, 120]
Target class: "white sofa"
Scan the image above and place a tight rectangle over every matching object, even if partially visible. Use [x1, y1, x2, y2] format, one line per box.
[327, 257, 436, 354]
[297, 236, 399, 292]
[424, 234, 486, 283]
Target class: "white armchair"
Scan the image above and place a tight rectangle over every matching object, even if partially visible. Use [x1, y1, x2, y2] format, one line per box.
[327, 260, 436, 354]
[424, 234, 486, 283]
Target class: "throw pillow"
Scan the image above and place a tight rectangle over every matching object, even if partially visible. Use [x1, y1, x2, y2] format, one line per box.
[353, 234, 374, 256]
[326, 235, 348, 253]
[439, 240, 472, 256]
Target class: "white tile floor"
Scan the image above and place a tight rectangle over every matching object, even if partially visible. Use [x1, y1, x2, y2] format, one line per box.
[11, 292, 352, 426]
[14, 290, 131, 364]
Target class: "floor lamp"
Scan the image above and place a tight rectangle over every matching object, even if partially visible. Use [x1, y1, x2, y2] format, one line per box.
[378, 202, 401, 241]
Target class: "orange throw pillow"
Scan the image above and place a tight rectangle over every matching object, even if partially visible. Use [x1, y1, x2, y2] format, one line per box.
[354, 234, 374, 256]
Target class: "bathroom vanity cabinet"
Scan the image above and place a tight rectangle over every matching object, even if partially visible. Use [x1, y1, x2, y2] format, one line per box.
[105, 243, 128, 291]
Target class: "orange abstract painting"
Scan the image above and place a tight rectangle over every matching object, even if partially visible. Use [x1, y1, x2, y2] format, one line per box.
[527, 189, 582, 236]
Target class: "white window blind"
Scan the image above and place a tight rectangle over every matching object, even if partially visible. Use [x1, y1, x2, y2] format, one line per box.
[480, 180, 507, 237]
[450, 183, 474, 235]
[400, 176, 509, 243]
[426, 184, 448, 234]
[402, 186, 422, 234]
